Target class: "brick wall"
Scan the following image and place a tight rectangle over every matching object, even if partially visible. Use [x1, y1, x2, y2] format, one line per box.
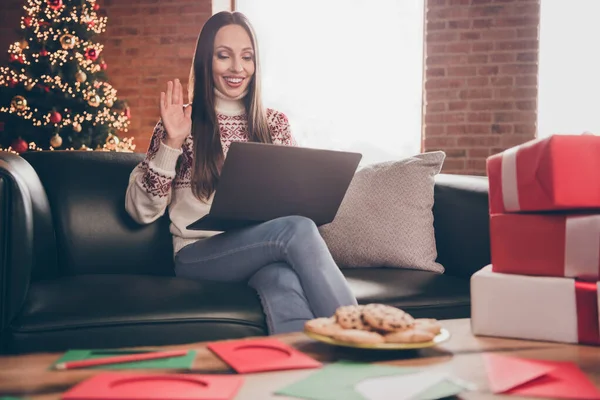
[422, 0, 541, 175]
[101, 0, 213, 151]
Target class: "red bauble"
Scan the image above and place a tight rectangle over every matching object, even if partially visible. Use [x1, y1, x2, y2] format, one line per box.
[11, 138, 28, 154]
[23, 16, 32, 27]
[50, 111, 62, 124]
[8, 78, 17, 88]
[37, 84, 50, 93]
[85, 48, 98, 61]
[124, 107, 131, 119]
[47, 0, 63, 10]
[40, 49, 48, 56]
[93, 3, 99, 10]
[9, 54, 18, 63]
[100, 61, 107, 70]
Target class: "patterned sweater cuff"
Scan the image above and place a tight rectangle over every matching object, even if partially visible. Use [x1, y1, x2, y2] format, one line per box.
[149, 141, 182, 173]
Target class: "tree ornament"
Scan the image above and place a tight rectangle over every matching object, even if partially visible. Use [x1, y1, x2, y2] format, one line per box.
[9, 54, 18, 63]
[84, 47, 98, 61]
[73, 121, 82, 132]
[10, 95, 27, 111]
[124, 107, 131, 119]
[25, 81, 35, 91]
[88, 94, 101, 107]
[40, 49, 48, 56]
[50, 133, 63, 148]
[50, 111, 62, 124]
[93, 3, 99, 10]
[23, 16, 32, 27]
[75, 70, 87, 83]
[47, 0, 63, 11]
[11, 138, 28, 154]
[105, 133, 120, 150]
[19, 39, 29, 50]
[8, 78, 18, 88]
[100, 61, 107, 70]
[105, 98, 114, 107]
[60, 34, 76, 50]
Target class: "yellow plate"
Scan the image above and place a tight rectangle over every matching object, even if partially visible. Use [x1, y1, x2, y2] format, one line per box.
[304, 328, 451, 350]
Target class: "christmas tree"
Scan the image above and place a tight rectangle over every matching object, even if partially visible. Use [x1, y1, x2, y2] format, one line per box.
[0, 0, 135, 154]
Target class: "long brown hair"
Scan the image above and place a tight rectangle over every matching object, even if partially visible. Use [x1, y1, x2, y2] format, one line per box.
[188, 11, 271, 201]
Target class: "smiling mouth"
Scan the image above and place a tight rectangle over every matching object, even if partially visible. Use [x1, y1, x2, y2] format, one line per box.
[224, 76, 244, 84]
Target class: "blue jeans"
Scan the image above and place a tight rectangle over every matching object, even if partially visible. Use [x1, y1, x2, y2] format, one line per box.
[174, 216, 358, 334]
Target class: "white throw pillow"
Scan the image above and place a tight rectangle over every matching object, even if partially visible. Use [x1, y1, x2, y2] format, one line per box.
[319, 151, 445, 273]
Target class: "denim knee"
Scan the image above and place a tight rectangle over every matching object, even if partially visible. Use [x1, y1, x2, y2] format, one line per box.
[278, 215, 319, 240]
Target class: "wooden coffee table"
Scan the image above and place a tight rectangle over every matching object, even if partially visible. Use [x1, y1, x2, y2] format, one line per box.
[0, 318, 598, 399]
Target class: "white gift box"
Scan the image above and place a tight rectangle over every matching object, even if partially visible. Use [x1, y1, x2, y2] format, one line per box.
[471, 265, 600, 345]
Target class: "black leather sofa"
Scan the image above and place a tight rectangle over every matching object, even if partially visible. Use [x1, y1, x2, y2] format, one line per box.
[0, 150, 490, 355]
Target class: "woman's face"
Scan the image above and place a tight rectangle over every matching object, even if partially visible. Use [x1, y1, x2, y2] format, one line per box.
[212, 24, 255, 98]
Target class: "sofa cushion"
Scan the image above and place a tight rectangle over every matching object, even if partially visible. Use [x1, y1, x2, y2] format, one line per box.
[319, 152, 445, 273]
[344, 268, 470, 320]
[7, 274, 267, 354]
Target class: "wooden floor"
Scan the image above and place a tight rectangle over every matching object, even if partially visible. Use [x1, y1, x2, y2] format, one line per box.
[0, 319, 598, 399]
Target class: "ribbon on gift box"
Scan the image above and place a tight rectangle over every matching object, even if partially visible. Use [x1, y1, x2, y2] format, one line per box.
[565, 215, 600, 280]
[575, 281, 600, 345]
[500, 139, 542, 212]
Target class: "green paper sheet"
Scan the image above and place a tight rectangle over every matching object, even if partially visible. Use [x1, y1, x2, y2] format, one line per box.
[275, 361, 469, 400]
[275, 361, 417, 400]
[50, 349, 196, 370]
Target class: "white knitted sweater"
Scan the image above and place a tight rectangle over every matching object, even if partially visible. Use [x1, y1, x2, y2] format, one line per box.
[125, 93, 297, 254]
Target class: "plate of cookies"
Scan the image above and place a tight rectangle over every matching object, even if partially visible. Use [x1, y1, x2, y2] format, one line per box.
[304, 304, 450, 350]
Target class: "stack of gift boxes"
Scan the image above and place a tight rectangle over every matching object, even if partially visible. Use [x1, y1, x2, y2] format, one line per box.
[471, 134, 600, 346]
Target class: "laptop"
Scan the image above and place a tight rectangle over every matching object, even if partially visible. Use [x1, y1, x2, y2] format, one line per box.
[186, 141, 362, 231]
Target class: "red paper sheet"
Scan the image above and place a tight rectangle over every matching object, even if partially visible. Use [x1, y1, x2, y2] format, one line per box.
[61, 372, 243, 400]
[483, 354, 600, 399]
[207, 337, 322, 373]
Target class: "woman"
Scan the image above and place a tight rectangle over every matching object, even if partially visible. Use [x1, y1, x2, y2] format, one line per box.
[125, 11, 357, 334]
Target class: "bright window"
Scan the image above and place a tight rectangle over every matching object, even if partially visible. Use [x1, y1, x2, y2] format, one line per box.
[235, 0, 425, 164]
[538, 0, 600, 137]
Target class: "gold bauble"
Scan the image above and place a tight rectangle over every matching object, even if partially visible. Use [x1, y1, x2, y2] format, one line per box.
[10, 95, 27, 111]
[50, 134, 63, 148]
[105, 98, 114, 107]
[75, 70, 87, 83]
[80, 144, 87, 150]
[59, 34, 76, 50]
[25, 81, 35, 91]
[19, 39, 29, 50]
[73, 121, 82, 132]
[87, 94, 101, 107]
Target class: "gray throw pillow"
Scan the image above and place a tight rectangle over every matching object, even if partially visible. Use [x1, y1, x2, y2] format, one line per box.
[319, 151, 445, 273]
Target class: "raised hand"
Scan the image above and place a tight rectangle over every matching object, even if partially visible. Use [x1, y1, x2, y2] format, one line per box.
[160, 79, 192, 149]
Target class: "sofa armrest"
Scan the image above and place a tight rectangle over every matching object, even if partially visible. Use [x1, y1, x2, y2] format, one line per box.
[0, 152, 57, 343]
[432, 174, 490, 279]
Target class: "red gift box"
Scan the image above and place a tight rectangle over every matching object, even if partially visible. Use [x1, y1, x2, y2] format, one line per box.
[487, 135, 600, 214]
[471, 265, 600, 345]
[490, 213, 600, 281]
